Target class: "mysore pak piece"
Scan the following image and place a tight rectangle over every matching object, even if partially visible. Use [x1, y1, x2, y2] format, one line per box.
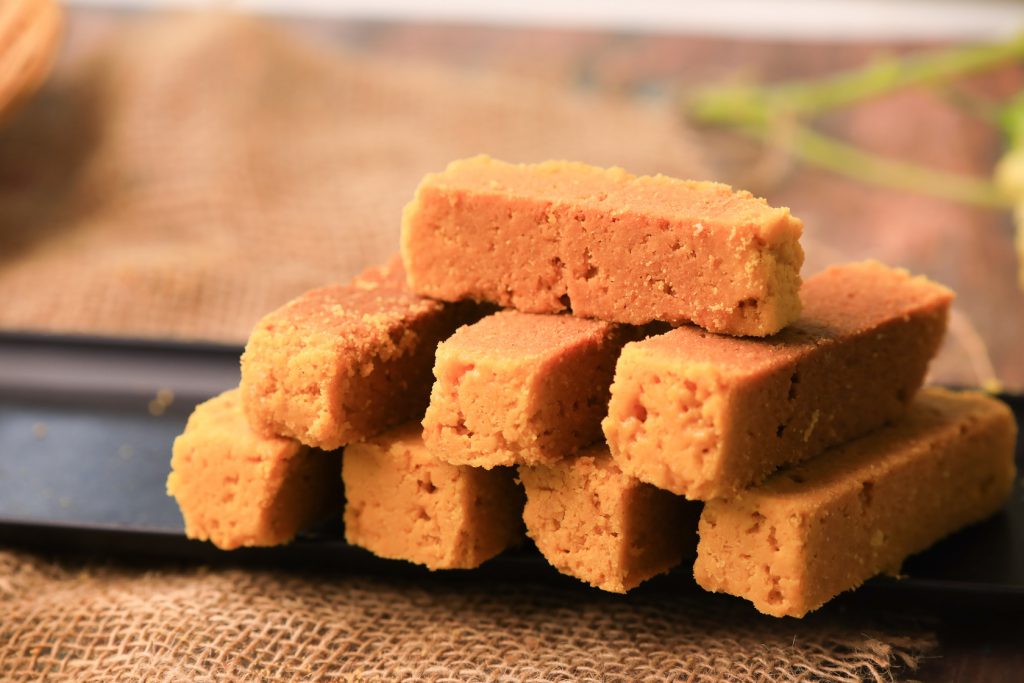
[694, 388, 1018, 618]
[240, 257, 478, 450]
[603, 261, 953, 500]
[343, 422, 524, 570]
[422, 310, 632, 468]
[401, 155, 804, 337]
[167, 389, 340, 550]
[519, 445, 695, 593]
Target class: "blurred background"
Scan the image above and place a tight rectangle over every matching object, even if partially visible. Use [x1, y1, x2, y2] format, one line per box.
[2, 0, 1023, 389]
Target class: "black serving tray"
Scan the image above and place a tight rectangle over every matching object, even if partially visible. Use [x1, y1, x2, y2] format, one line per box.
[1, 332, 1022, 594]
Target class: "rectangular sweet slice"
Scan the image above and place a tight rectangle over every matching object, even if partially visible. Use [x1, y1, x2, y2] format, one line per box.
[167, 389, 341, 550]
[343, 422, 524, 570]
[694, 388, 1017, 618]
[422, 310, 631, 468]
[240, 257, 478, 450]
[401, 155, 804, 336]
[603, 261, 953, 500]
[519, 445, 696, 593]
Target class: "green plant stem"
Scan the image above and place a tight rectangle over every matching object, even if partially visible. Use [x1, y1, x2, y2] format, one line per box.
[774, 35, 1024, 117]
[750, 123, 1011, 208]
[690, 34, 1024, 126]
[687, 37, 1024, 208]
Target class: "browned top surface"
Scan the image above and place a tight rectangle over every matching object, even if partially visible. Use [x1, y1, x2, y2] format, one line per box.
[733, 387, 1015, 508]
[252, 256, 441, 348]
[800, 261, 954, 334]
[440, 310, 616, 360]
[631, 260, 952, 375]
[425, 155, 803, 243]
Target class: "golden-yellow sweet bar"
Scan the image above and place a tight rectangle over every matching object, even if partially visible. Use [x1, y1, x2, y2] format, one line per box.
[422, 310, 631, 469]
[167, 389, 341, 550]
[519, 445, 695, 593]
[240, 257, 478, 450]
[343, 423, 524, 570]
[401, 155, 804, 337]
[603, 261, 952, 500]
[694, 388, 1018, 618]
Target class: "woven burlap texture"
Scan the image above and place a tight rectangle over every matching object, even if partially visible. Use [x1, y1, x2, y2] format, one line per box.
[0, 549, 934, 683]
[0, 10, 708, 342]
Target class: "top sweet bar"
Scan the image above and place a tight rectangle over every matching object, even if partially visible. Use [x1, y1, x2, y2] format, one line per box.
[401, 155, 804, 336]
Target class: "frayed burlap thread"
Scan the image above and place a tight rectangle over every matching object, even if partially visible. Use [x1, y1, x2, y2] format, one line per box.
[0, 550, 934, 682]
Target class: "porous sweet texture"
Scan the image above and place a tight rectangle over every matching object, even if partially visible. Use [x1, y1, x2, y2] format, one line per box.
[519, 445, 695, 593]
[694, 388, 1018, 618]
[423, 311, 631, 468]
[166, 389, 341, 550]
[401, 155, 804, 336]
[240, 257, 477, 450]
[603, 261, 953, 500]
[343, 422, 524, 570]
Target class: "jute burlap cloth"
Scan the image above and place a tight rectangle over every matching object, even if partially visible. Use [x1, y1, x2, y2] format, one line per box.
[0, 548, 934, 682]
[0, 12, 937, 681]
[0, 10, 714, 341]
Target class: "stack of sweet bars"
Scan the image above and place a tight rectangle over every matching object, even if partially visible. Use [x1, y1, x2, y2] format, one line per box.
[168, 155, 1019, 618]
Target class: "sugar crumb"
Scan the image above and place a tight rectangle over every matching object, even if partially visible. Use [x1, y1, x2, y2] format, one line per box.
[149, 387, 175, 416]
